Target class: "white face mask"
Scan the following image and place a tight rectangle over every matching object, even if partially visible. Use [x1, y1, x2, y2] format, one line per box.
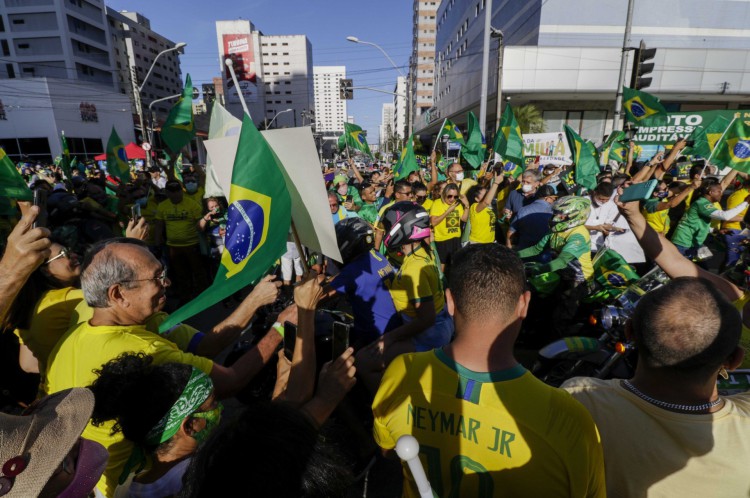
[521, 183, 534, 194]
[454, 172, 465, 182]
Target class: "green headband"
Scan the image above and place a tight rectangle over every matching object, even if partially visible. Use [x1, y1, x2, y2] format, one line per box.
[145, 368, 213, 447]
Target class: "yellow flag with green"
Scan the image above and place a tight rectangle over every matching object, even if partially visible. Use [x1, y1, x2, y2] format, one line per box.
[684, 116, 730, 158]
[106, 127, 130, 184]
[493, 104, 524, 166]
[161, 74, 196, 153]
[622, 86, 668, 125]
[159, 114, 292, 331]
[710, 118, 750, 174]
[0, 148, 32, 201]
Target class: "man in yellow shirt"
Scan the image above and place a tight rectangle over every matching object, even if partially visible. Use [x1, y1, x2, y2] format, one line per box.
[446, 162, 477, 196]
[722, 176, 750, 267]
[154, 180, 207, 304]
[45, 238, 299, 497]
[373, 244, 606, 498]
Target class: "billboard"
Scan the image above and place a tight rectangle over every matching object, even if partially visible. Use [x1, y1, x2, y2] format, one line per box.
[522, 132, 572, 166]
[631, 110, 750, 145]
[222, 34, 257, 104]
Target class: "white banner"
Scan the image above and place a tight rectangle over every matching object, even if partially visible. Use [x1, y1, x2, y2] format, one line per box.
[522, 132, 572, 166]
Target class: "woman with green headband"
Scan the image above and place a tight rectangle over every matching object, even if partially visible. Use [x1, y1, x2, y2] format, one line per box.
[89, 352, 221, 498]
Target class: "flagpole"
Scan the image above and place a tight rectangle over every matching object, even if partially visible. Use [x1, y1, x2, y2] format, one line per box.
[432, 118, 447, 152]
[224, 59, 251, 119]
[705, 116, 736, 172]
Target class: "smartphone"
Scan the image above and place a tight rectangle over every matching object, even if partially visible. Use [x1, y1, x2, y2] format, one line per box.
[345, 194, 353, 203]
[32, 189, 48, 229]
[331, 321, 350, 360]
[130, 204, 141, 222]
[283, 321, 297, 360]
[619, 179, 658, 203]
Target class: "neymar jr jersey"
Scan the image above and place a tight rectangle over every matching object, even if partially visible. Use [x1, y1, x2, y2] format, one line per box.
[373, 349, 606, 498]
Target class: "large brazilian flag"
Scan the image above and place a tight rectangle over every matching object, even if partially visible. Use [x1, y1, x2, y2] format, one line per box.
[343, 122, 372, 157]
[622, 86, 668, 126]
[106, 126, 130, 184]
[159, 115, 292, 331]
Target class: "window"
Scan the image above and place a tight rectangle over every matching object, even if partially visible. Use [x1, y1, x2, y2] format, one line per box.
[1, 40, 8, 56]
[12, 19, 25, 25]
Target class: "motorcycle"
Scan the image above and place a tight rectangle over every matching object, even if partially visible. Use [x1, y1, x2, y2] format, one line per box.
[531, 266, 670, 387]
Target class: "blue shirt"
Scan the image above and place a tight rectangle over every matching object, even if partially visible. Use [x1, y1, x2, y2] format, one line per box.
[332, 207, 358, 225]
[329, 249, 402, 346]
[506, 189, 536, 219]
[510, 199, 553, 250]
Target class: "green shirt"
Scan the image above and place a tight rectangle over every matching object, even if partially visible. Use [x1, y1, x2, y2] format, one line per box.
[358, 202, 379, 225]
[670, 197, 715, 248]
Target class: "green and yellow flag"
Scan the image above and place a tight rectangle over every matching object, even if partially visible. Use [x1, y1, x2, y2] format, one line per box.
[58, 131, 73, 180]
[440, 118, 465, 145]
[608, 140, 629, 164]
[622, 86, 668, 125]
[161, 74, 196, 153]
[394, 134, 419, 181]
[337, 133, 346, 152]
[106, 127, 130, 184]
[0, 148, 32, 201]
[584, 249, 640, 302]
[710, 118, 750, 174]
[563, 124, 599, 191]
[343, 122, 372, 157]
[461, 112, 485, 168]
[598, 130, 625, 165]
[159, 115, 292, 332]
[684, 116, 730, 158]
[493, 104, 524, 166]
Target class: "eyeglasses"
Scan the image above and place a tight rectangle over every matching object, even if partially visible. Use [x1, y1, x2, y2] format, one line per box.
[45, 247, 70, 265]
[445, 195, 457, 200]
[120, 269, 168, 287]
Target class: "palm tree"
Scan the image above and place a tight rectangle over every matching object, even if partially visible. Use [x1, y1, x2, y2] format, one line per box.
[514, 104, 546, 134]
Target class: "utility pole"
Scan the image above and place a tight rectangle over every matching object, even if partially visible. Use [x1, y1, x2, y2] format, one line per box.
[478, 0, 494, 135]
[613, 0, 635, 131]
[492, 28, 505, 134]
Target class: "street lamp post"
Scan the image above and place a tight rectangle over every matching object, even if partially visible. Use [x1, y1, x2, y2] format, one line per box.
[346, 36, 412, 138]
[133, 42, 186, 168]
[147, 93, 181, 151]
[267, 108, 293, 129]
[491, 27, 505, 134]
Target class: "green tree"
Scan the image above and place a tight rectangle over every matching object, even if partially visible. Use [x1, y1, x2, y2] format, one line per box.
[514, 104, 546, 134]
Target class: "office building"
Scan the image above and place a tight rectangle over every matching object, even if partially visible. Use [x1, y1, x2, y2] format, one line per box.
[380, 102, 396, 154]
[313, 66, 347, 134]
[260, 34, 314, 129]
[409, 0, 440, 133]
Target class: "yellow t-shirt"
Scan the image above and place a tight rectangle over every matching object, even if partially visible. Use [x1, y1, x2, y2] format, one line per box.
[457, 178, 477, 196]
[374, 350, 606, 498]
[388, 247, 444, 318]
[723, 188, 750, 231]
[563, 377, 750, 498]
[155, 196, 203, 247]
[45, 321, 213, 498]
[469, 203, 497, 243]
[642, 199, 670, 235]
[710, 201, 723, 230]
[140, 195, 161, 246]
[430, 198, 463, 242]
[495, 184, 512, 215]
[421, 198, 434, 212]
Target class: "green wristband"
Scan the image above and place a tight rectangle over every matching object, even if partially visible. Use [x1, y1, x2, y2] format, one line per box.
[272, 321, 285, 339]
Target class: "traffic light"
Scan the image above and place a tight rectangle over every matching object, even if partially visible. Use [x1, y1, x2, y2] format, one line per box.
[630, 40, 656, 90]
[339, 78, 353, 100]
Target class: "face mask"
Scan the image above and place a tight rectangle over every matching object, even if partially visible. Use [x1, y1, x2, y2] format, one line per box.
[337, 185, 348, 196]
[454, 172, 465, 182]
[655, 191, 668, 199]
[191, 403, 223, 443]
[521, 183, 534, 194]
[135, 196, 148, 207]
[185, 182, 198, 194]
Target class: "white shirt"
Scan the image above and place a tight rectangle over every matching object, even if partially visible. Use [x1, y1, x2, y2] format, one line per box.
[586, 198, 619, 251]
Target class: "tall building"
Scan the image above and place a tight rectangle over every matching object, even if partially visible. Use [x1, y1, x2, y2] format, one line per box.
[394, 76, 407, 139]
[260, 34, 314, 129]
[380, 102, 396, 155]
[430, 0, 750, 142]
[409, 0, 440, 134]
[313, 66, 347, 134]
[106, 9, 184, 128]
[0, 0, 117, 86]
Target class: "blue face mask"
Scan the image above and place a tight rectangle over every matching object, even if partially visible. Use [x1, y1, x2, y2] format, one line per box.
[655, 191, 668, 199]
[135, 196, 148, 207]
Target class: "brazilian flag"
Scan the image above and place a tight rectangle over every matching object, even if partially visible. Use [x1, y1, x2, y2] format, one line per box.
[337, 133, 346, 152]
[598, 130, 625, 165]
[622, 86, 668, 126]
[564, 125, 599, 191]
[161, 74, 196, 154]
[608, 140, 629, 164]
[584, 249, 639, 302]
[343, 122, 372, 157]
[159, 115, 292, 331]
[0, 148, 32, 201]
[710, 118, 750, 174]
[493, 104, 524, 166]
[394, 134, 419, 181]
[684, 116, 730, 158]
[106, 127, 130, 184]
[461, 111, 485, 168]
[440, 118, 465, 145]
[501, 161, 523, 179]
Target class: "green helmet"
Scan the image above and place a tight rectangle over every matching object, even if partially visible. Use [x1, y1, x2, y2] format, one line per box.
[550, 196, 591, 233]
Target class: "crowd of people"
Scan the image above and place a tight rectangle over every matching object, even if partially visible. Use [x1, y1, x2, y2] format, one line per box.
[1, 133, 750, 498]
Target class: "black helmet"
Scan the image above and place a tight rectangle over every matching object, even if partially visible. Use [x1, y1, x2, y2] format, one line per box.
[381, 201, 431, 250]
[335, 217, 374, 264]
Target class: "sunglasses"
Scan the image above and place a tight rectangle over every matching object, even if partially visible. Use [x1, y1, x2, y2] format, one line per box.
[445, 195, 457, 200]
[45, 247, 70, 265]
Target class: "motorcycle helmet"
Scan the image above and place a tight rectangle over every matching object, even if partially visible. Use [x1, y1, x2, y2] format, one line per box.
[381, 201, 431, 250]
[335, 217, 374, 265]
[550, 196, 591, 233]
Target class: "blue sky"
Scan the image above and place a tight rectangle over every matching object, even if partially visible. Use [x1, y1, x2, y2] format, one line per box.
[108, 0, 413, 143]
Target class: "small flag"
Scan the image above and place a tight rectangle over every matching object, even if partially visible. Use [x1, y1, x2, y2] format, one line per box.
[608, 140, 629, 164]
[501, 161, 523, 179]
[598, 130, 625, 165]
[394, 134, 419, 181]
[59, 131, 73, 180]
[585, 249, 640, 302]
[710, 118, 750, 174]
[343, 122, 372, 157]
[461, 112, 485, 168]
[106, 127, 130, 184]
[493, 104, 524, 166]
[622, 86, 668, 125]
[0, 148, 33, 201]
[563, 124, 599, 191]
[441, 118, 465, 145]
[161, 74, 196, 153]
[337, 133, 346, 152]
[159, 115, 292, 331]
[684, 116, 731, 158]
